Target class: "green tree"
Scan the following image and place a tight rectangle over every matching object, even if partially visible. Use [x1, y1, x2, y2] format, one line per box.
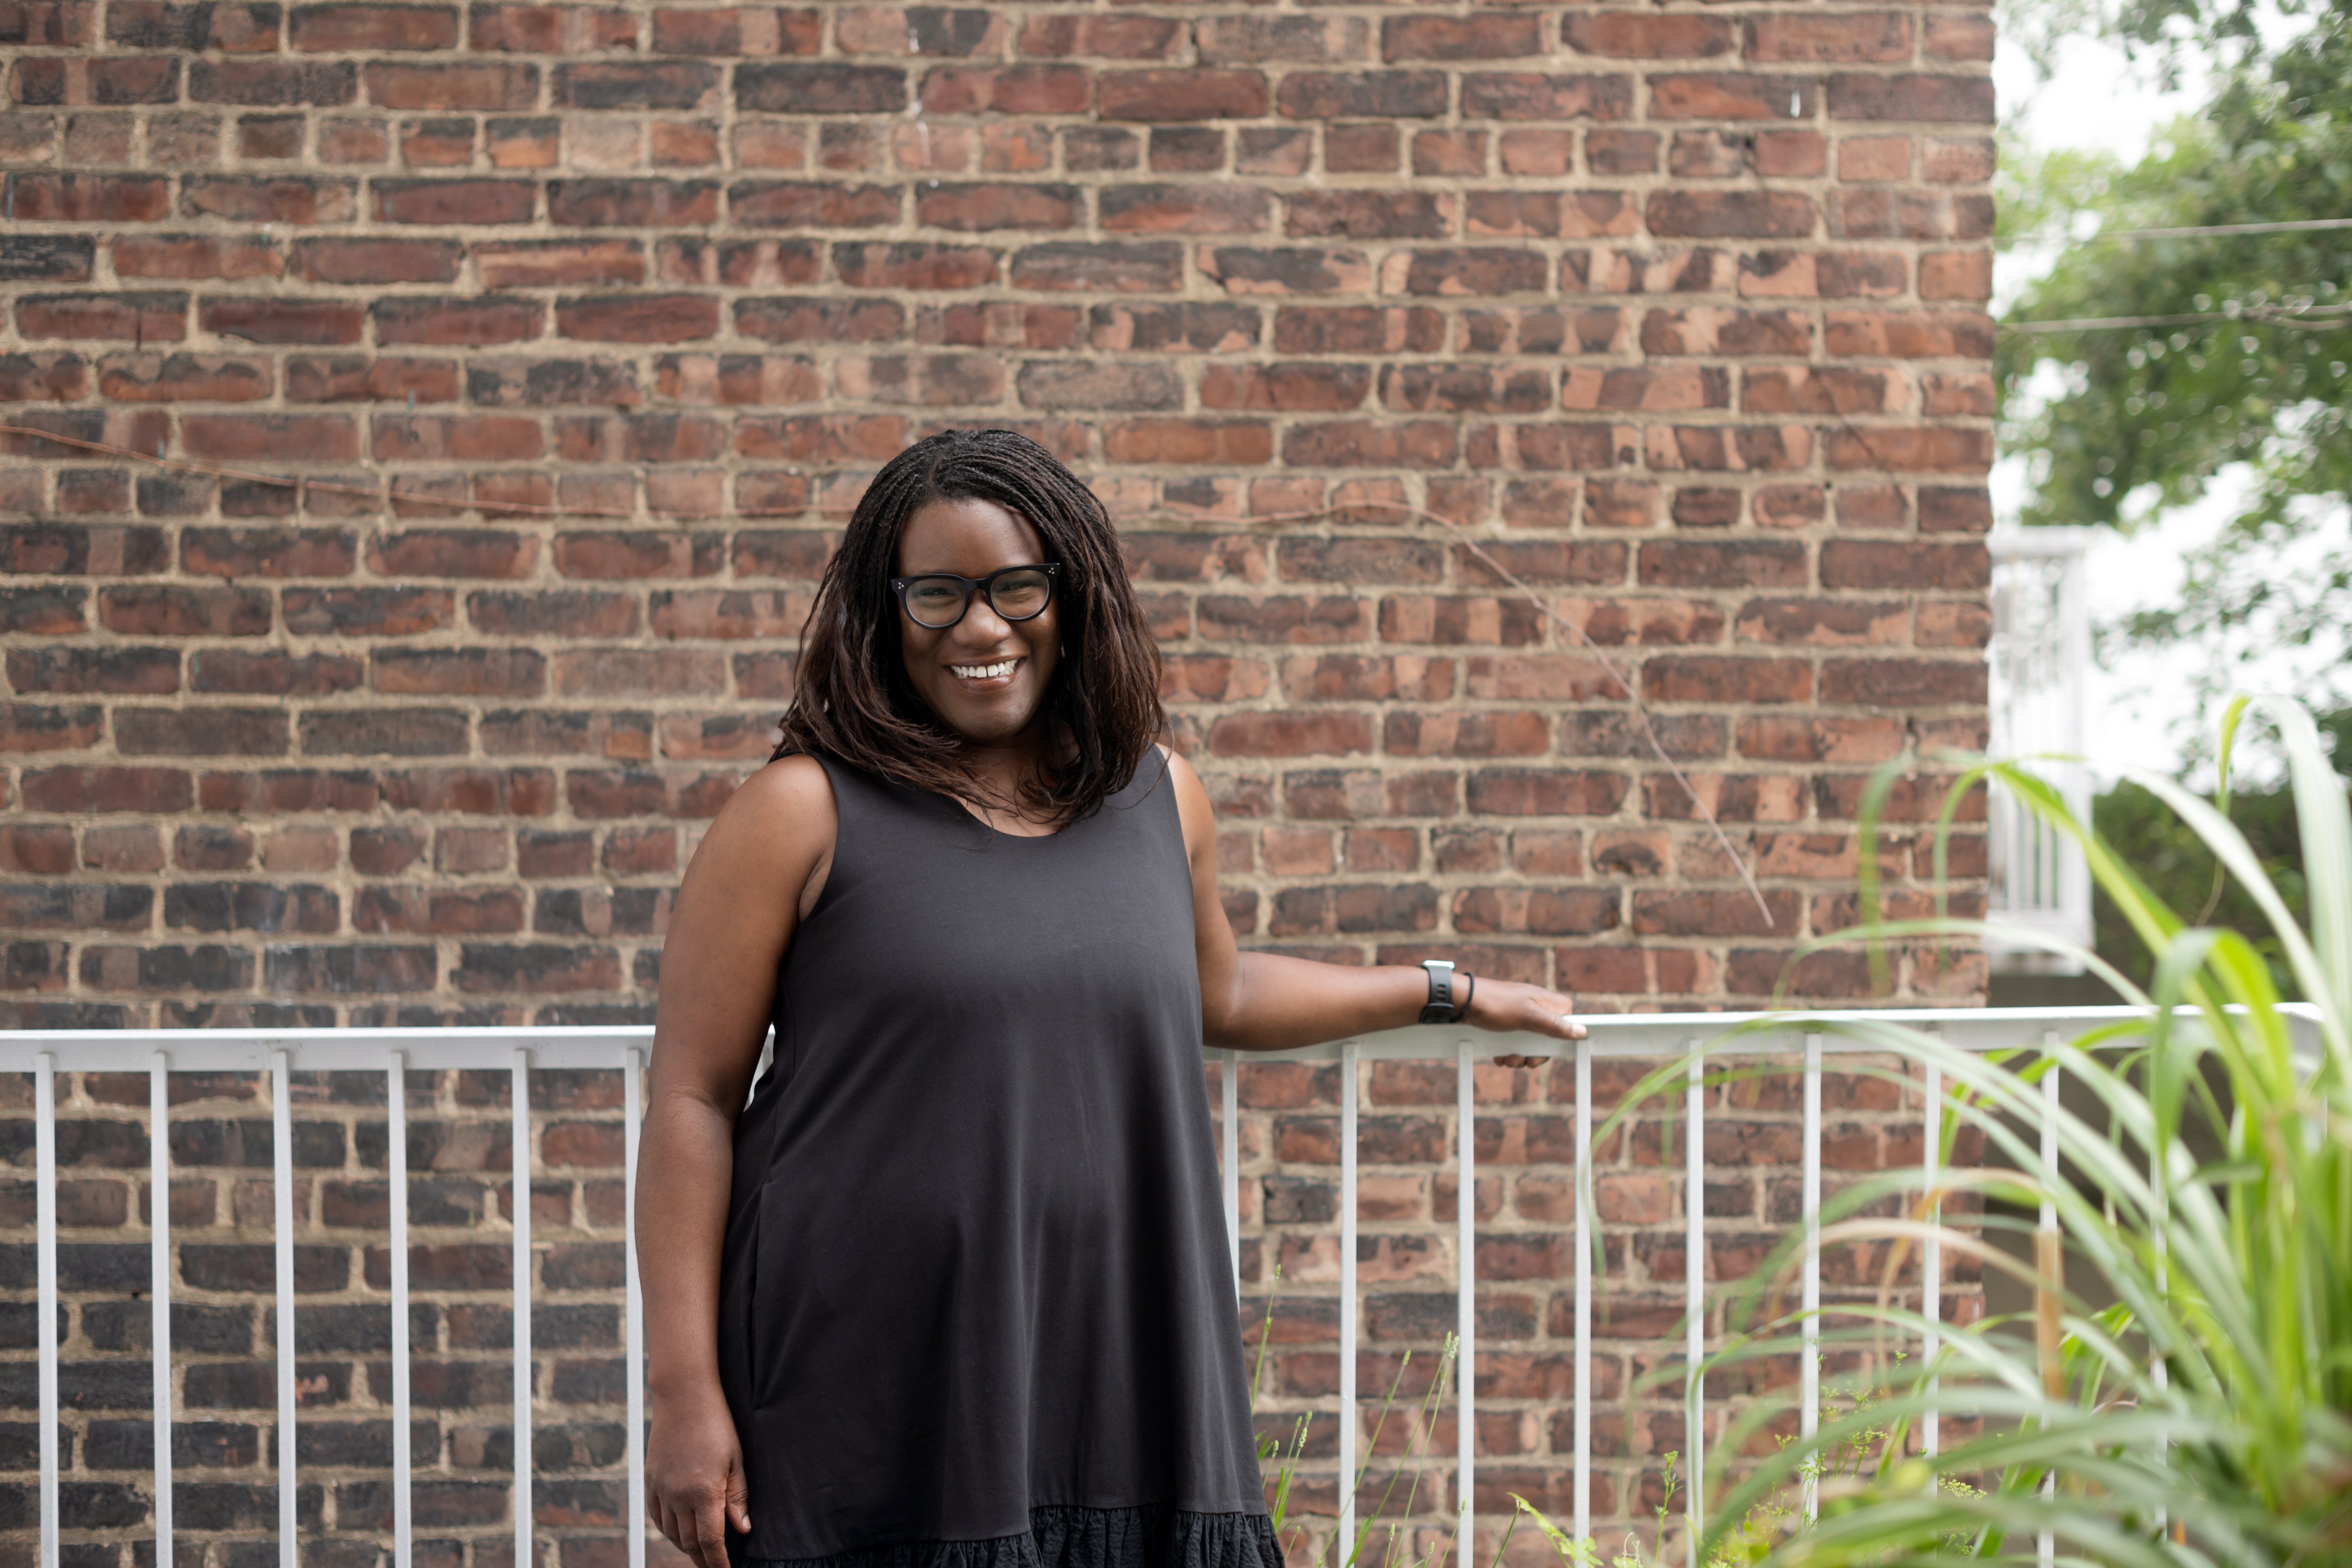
[1998, 0, 2352, 708]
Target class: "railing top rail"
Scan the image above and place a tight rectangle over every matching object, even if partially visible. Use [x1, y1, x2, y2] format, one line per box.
[0, 1004, 2321, 1071]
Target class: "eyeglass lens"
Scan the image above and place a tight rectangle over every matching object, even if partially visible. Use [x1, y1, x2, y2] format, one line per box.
[903, 568, 1053, 629]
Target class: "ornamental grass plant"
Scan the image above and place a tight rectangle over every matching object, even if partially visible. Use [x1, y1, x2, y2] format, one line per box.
[1563, 694, 2352, 1566]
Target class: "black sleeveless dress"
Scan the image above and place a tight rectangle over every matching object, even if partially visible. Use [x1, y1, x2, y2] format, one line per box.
[716, 753, 1278, 1568]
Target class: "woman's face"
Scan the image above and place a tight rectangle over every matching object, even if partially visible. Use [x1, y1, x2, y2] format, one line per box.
[895, 496, 1061, 747]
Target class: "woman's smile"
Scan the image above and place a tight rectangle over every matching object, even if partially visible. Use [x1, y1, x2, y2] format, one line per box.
[948, 656, 1022, 687]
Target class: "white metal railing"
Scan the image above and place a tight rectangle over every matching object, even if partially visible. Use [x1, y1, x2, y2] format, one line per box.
[8, 1008, 2318, 1565]
[1986, 528, 2098, 973]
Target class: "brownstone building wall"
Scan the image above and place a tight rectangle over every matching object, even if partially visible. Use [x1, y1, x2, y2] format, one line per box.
[3, 0, 1991, 1561]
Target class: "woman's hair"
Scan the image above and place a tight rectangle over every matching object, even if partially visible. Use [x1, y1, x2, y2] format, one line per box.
[771, 427, 1166, 823]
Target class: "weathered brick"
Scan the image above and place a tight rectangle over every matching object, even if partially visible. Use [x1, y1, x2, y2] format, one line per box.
[290, 4, 456, 50]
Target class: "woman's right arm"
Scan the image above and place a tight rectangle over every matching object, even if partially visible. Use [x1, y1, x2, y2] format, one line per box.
[637, 756, 836, 1568]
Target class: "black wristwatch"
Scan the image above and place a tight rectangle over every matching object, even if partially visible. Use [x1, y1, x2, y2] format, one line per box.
[1419, 959, 1474, 1024]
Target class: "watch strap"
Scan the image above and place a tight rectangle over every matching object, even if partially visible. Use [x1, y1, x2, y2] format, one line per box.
[1418, 960, 1455, 1024]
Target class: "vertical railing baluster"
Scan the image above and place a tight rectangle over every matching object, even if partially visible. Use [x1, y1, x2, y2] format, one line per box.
[1800, 1034, 1821, 1523]
[513, 1049, 533, 1568]
[625, 1047, 646, 1568]
[151, 1054, 174, 1568]
[1455, 1041, 1474, 1562]
[1337, 1041, 1359, 1561]
[2151, 1060, 2168, 1541]
[273, 1050, 297, 1568]
[389, 1052, 412, 1568]
[1683, 1044, 1704, 1561]
[1921, 1050, 1941, 1466]
[36, 1052, 59, 1568]
[1572, 1040, 1591, 1547]
[2039, 1047, 2059, 1568]
[1223, 1050, 1240, 1301]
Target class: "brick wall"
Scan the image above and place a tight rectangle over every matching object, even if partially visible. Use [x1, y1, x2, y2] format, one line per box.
[0, 0, 1993, 1025]
[4, 0, 1993, 1560]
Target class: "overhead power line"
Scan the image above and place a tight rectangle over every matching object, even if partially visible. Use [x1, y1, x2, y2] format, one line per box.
[2004, 301, 2352, 335]
[2096, 216, 2352, 241]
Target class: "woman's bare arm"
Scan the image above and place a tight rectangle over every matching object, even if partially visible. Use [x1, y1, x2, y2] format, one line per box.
[1168, 748, 1585, 1057]
[637, 756, 835, 1568]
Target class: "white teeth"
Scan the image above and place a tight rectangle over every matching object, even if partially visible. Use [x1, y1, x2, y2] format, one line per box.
[951, 659, 1017, 680]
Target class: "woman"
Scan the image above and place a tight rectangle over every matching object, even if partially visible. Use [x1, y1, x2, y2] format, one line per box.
[637, 429, 1586, 1568]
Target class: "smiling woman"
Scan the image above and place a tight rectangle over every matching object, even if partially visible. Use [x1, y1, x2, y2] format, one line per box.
[631, 429, 1588, 1568]
[776, 429, 1162, 831]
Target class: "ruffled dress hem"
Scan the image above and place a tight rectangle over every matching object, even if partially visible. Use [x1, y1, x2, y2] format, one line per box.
[737, 1504, 1283, 1568]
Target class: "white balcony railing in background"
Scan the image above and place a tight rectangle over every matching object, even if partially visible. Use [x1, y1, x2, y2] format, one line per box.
[1986, 528, 2098, 973]
[14, 1011, 2314, 1568]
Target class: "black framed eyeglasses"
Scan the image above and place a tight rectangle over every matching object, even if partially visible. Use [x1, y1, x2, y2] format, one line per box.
[890, 563, 1059, 630]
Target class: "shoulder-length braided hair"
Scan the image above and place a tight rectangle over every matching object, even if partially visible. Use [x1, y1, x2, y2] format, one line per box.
[772, 428, 1165, 824]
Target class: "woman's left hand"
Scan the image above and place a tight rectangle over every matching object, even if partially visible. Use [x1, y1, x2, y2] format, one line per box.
[1456, 975, 1585, 1068]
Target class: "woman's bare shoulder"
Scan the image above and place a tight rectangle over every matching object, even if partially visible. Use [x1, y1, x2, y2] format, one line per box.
[1151, 743, 1216, 860]
[691, 754, 838, 883]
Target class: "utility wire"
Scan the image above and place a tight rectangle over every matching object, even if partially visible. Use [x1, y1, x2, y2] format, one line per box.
[2010, 216, 2352, 249]
[2003, 301, 2352, 334]
[2093, 216, 2352, 241]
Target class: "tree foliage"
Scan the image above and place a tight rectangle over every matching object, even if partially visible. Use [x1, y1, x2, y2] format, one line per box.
[1998, 0, 2352, 704]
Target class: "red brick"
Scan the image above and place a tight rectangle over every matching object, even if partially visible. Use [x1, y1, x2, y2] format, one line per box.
[189, 59, 354, 103]
[1565, 14, 1735, 57]
[3, 174, 170, 223]
[370, 297, 542, 345]
[1828, 72, 1996, 122]
[557, 294, 720, 343]
[1460, 72, 1634, 121]
[1285, 191, 1452, 240]
[283, 355, 462, 404]
[1824, 309, 1994, 358]
[1824, 425, 1993, 473]
[291, 4, 458, 50]
[651, 7, 820, 55]
[1192, 14, 1366, 64]
[183, 175, 358, 224]
[729, 181, 902, 229]
[96, 354, 272, 403]
[922, 64, 1090, 115]
[1098, 184, 1271, 235]
[182, 414, 359, 462]
[735, 62, 906, 113]
[16, 293, 188, 342]
[1745, 13, 1910, 61]
[12, 56, 181, 104]
[371, 414, 543, 462]
[367, 60, 539, 110]
[469, 4, 634, 51]
[547, 178, 720, 227]
[1646, 190, 1817, 239]
[373, 178, 536, 224]
[290, 238, 461, 285]
[1099, 69, 1268, 121]
[199, 298, 366, 345]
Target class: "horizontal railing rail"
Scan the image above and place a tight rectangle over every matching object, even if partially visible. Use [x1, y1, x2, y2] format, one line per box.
[6, 1006, 2321, 1568]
